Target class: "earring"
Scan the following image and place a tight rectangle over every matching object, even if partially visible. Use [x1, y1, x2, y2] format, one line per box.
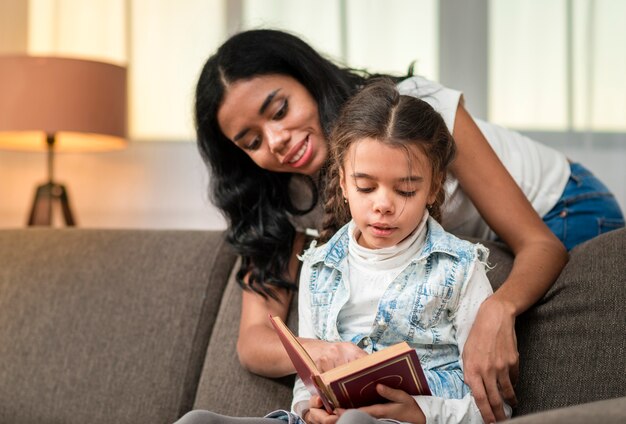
[343, 198, 348, 204]
[427, 203, 432, 210]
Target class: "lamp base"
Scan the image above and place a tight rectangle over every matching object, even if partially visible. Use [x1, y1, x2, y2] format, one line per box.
[28, 182, 75, 226]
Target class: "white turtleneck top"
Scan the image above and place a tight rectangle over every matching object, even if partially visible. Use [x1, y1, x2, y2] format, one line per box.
[337, 212, 429, 337]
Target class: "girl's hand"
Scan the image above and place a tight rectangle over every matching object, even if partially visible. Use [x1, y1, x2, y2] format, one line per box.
[300, 338, 367, 372]
[350, 384, 426, 424]
[462, 297, 519, 423]
[304, 396, 339, 424]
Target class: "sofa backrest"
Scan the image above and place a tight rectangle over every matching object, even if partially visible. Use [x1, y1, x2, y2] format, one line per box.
[515, 228, 626, 415]
[0, 229, 236, 424]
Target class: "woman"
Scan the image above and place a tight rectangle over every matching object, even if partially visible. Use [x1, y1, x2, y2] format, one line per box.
[194, 29, 623, 423]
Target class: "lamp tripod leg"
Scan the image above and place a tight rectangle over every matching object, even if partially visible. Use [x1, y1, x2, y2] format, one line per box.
[27, 182, 76, 227]
[57, 184, 75, 226]
[28, 184, 52, 226]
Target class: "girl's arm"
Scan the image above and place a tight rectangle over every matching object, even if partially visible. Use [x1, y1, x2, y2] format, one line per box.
[450, 102, 568, 423]
[237, 232, 366, 378]
[293, 237, 368, 420]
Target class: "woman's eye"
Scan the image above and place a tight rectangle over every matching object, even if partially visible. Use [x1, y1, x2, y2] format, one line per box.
[274, 99, 288, 119]
[244, 137, 261, 151]
[355, 186, 374, 193]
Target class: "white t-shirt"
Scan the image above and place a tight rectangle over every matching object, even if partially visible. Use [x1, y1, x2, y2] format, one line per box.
[397, 76, 570, 240]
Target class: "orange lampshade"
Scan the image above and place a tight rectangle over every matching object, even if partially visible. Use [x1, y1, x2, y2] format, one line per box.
[0, 55, 127, 152]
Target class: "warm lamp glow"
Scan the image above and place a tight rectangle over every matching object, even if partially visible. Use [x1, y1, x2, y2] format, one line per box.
[0, 56, 127, 151]
[0, 55, 128, 226]
[0, 131, 127, 152]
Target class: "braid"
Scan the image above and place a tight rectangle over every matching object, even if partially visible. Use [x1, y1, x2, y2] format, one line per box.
[428, 170, 447, 222]
[320, 166, 351, 242]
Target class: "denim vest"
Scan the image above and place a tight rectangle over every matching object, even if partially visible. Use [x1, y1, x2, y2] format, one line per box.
[300, 217, 489, 399]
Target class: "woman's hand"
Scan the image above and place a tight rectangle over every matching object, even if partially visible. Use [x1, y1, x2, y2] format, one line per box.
[349, 384, 425, 424]
[462, 296, 519, 423]
[304, 396, 339, 424]
[300, 338, 367, 372]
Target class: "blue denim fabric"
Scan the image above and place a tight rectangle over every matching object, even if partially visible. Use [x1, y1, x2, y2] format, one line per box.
[264, 410, 303, 424]
[543, 162, 624, 251]
[300, 218, 489, 400]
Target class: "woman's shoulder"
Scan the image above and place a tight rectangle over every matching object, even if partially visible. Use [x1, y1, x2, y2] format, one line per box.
[396, 75, 457, 97]
[396, 76, 462, 132]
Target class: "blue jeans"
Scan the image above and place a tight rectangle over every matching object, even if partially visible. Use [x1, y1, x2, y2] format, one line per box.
[543, 162, 624, 251]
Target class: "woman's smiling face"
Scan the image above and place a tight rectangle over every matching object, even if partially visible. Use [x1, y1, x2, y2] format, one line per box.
[217, 74, 328, 176]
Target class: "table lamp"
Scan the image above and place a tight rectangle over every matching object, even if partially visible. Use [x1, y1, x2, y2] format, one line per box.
[0, 56, 127, 226]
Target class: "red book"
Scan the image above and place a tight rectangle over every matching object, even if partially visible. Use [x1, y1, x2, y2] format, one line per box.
[269, 315, 431, 412]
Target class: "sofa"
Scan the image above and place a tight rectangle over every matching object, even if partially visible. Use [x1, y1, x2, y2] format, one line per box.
[0, 227, 624, 424]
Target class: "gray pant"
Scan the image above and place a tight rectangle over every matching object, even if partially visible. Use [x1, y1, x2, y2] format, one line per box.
[174, 409, 396, 424]
[173, 410, 284, 424]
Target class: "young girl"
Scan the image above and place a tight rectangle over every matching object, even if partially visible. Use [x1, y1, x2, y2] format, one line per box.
[291, 79, 509, 424]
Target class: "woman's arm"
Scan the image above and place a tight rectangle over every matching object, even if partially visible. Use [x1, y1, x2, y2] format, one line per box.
[237, 232, 366, 378]
[238, 284, 295, 376]
[236, 233, 303, 377]
[451, 102, 568, 422]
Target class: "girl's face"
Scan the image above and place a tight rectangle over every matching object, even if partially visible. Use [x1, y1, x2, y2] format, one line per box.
[217, 74, 327, 176]
[340, 138, 437, 249]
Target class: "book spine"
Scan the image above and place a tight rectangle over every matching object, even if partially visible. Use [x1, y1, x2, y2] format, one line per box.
[312, 375, 336, 413]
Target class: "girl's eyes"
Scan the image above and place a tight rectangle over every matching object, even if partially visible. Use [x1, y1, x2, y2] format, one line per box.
[355, 186, 416, 197]
[397, 190, 416, 197]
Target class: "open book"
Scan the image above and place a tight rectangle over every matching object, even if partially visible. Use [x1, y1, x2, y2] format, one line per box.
[269, 315, 431, 412]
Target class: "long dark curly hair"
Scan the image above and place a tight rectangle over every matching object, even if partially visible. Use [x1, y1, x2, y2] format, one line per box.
[320, 78, 457, 242]
[195, 29, 398, 297]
